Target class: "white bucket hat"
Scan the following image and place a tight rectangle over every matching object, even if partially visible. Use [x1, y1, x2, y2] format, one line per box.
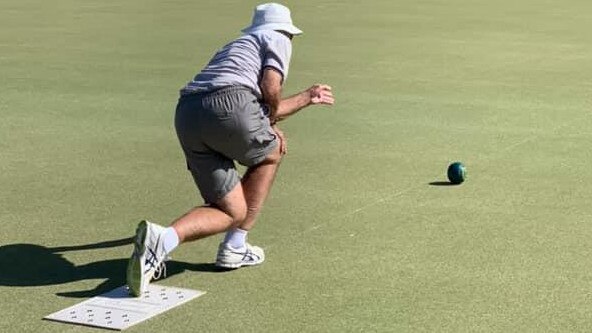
[242, 3, 303, 36]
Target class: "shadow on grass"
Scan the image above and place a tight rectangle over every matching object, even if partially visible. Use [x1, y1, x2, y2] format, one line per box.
[0, 238, 230, 298]
[429, 181, 458, 186]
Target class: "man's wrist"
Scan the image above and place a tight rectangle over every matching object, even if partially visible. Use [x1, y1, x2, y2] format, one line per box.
[304, 89, 313, 106]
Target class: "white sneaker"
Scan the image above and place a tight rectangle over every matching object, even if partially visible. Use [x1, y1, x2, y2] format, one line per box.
[126, 220, 167, 297]
[215, 243, 265, 269]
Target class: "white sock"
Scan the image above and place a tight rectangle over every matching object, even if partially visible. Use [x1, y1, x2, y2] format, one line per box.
[223, 228, 248, 250]
[163, 227, 180, 254]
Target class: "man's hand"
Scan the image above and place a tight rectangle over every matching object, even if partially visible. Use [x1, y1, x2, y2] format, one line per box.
[272, 125, 287, 155]
[308, 84, 334, 106]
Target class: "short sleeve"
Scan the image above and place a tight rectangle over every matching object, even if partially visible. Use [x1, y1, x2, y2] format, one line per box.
[262, 32, 292, 83]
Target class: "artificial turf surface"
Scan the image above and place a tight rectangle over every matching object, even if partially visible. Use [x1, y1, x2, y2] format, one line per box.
[1, 0, 592, 331]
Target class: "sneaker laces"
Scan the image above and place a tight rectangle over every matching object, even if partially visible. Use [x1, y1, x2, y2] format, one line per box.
[144, 238, 171, 281]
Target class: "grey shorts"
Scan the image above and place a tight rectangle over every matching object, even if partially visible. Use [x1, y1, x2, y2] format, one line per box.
[175, 86, 278, 203]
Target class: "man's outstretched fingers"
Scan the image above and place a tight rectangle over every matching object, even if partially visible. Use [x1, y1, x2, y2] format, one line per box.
[310, 84, 335, 105]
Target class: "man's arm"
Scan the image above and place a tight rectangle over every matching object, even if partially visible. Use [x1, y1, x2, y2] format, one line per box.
[260, 68, 334, 123]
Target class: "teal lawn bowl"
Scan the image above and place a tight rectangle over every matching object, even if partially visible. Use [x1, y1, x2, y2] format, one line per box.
[447, 162, 466, 184]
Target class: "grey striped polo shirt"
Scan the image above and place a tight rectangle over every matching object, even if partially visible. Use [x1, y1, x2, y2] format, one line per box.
[181, 30, 292, 99]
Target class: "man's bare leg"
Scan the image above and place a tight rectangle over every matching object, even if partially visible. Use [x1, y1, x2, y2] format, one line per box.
[171, 182, 247, 243]
[239, 144, 283, 231]
[215, 148, 281, 268]
[168, 141, 281, 246]
[214, 142, 282, 268]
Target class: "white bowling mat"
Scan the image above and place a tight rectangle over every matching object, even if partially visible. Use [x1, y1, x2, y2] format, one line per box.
[45, 284, 205, 330]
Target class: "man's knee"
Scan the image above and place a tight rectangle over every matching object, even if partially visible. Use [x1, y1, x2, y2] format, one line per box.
[214, 184, 248, 225]
[223, 198, 247, 226]
[261, 143, 283, 165]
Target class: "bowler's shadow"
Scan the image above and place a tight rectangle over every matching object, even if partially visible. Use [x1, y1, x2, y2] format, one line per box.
[0, 238, 226, 298]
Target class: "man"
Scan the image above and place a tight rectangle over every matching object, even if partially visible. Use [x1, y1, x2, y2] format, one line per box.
[126, 3, 334, 296]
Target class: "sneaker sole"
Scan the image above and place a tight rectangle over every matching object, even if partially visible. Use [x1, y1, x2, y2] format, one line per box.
[126, 220, 148, 297]
[215, 261, 262, 269]
[215, 256, 265, 269]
